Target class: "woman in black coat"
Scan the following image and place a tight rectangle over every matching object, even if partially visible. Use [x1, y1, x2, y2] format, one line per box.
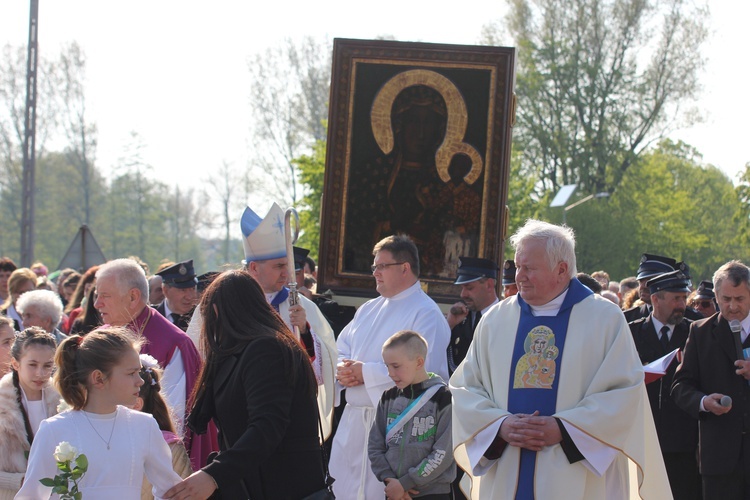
[165, 270, 326, 500]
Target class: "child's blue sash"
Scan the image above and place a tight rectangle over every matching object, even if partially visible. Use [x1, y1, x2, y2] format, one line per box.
[507, 278, 592, 499]
[385, 383, 443, 442]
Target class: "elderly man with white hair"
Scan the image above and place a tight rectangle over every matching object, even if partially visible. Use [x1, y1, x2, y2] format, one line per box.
[94, 258, 216, 469]
[16, 289, 67, 344]
[450, 219, 670, 499]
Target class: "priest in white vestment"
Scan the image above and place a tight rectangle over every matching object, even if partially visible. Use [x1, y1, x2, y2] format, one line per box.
[331, 234, 450, 499]
[450, 219, 671, 500]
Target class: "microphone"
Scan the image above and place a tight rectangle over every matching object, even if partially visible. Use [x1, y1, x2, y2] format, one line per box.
[720, 395, 732, 407]
[730, 320, 744, 360]
[729, 319, 750, 387]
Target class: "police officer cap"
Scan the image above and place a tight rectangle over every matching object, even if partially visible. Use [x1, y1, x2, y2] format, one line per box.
[646, 270, 692, 295]
[502, 259, 517, 286]
[293, 246, 310, 272]
[636, 253, 689, 281]
[156, 259, 198, 288]
[454, 257, 499, 285]
[694, 280, 715, 300]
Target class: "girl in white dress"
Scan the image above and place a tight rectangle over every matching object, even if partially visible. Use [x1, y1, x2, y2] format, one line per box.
[0, 327, 60, 500]
[16, 327, 182, 499]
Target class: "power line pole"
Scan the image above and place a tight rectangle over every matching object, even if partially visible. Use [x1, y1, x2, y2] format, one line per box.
[20, 0, 39, 266]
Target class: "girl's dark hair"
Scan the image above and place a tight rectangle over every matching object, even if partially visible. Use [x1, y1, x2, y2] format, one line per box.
[192, 269, 317, 404]
[55, 326, 142, 410]
[65, 265, 100, 314]
[70, 287, 102, 335]
[10, 326, 56, 361]
[138, 360, 176, 434]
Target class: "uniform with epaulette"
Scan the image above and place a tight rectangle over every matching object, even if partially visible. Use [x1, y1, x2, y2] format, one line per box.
[628, 270, 701, 500]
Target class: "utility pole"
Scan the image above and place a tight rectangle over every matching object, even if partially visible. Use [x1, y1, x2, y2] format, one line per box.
[20, 0, 39, 266]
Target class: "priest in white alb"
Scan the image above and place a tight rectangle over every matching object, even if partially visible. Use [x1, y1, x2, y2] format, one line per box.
[450, 219, 671, 499]
[331, 234, 450, 499]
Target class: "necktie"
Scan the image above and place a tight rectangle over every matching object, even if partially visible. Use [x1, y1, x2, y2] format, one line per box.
[659, 325, 670, 352]
[171, 313, 188, 331]
[473, 311, 482, 331]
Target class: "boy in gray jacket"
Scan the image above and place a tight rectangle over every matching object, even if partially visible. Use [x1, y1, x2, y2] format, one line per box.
[368, 330, 455, 499]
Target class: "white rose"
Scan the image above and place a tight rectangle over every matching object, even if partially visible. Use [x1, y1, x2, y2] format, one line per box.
[53, 441, 77, 463]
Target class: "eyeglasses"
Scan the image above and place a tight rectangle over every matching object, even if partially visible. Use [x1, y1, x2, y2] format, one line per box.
[694, 300, 714, 308]
[371, 262, 405, 273]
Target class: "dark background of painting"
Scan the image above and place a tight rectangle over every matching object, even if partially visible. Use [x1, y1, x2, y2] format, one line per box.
[318, 39, 515, 302]
[343, 63, 492, 276]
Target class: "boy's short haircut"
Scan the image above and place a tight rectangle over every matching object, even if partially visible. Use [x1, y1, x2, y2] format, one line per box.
[382, 330, 428, 360]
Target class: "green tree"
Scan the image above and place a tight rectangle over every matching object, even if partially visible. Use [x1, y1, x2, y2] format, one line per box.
[504, 147, 543, 259]
[487, 0, 708, 195]
[0, 43, 63, 258]
[735, 162, 750, 246]
[56, 42, 98, 226]
[571, 140, 744, 280]
[294, 138, 326, 261]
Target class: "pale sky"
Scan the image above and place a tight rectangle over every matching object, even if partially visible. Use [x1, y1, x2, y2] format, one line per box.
[2, 0, 748, 207]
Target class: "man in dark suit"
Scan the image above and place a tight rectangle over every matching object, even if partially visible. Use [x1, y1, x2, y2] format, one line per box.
[446, 257, 500, 376]
[672, 260, 750, 499]
[624, 253, 702, 323]
[445, 257, 500, 500]
[154, 259, 198, 332]
[629, 270, 700, 500]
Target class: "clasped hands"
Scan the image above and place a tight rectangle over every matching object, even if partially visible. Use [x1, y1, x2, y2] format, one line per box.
[384, 478, 418, 500]
[499, 411, 562, 451]
[336, 359, 364, 387]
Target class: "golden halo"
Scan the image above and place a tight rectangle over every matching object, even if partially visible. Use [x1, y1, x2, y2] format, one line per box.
[371, 69, 483, 185]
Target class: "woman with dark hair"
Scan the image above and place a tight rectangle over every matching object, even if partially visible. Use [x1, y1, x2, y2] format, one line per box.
[165, 270, 326, 500]
[69, 287, 102, 336]
[63, 265, 99, 331]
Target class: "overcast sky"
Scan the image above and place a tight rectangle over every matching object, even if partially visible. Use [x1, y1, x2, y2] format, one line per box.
[2, 0, 747, 212]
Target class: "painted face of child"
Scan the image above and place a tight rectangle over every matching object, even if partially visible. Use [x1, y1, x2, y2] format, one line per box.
[383, 346, 424, 390]
[11, 344, 55, 400]
[102, 348, 144, 408]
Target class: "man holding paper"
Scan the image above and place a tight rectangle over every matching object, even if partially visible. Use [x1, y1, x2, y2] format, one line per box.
[629, 269, 700, 499]
[672, 260, 750, 498]
[451, 219, 670, 499]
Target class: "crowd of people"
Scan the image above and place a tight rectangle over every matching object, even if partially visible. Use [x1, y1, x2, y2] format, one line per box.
[0, 210, 748, 499]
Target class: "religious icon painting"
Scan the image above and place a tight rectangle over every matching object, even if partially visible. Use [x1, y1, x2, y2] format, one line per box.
[318, 38, 516, 303]
[513, 326, 559, 389]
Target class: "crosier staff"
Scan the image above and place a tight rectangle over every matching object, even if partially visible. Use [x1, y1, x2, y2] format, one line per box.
[284, 207, 301, 340]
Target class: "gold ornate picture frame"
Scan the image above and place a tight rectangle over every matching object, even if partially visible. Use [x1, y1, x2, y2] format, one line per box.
[318, 38, 515, 302]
